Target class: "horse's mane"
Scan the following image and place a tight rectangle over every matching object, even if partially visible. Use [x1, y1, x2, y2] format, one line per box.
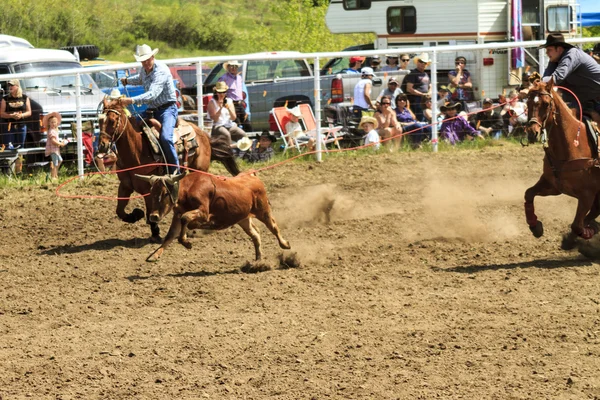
[535, 82, 579, 125]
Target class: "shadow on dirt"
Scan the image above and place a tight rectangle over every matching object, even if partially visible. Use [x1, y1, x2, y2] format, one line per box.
[435, 257, 593, 273]
[38, 238, 154, 255]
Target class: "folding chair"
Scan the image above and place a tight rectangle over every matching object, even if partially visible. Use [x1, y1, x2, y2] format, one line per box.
[271, 106, 310, 154]
[297, 104, 345, 151]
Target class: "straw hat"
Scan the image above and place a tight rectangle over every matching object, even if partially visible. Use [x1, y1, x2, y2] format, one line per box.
[134, 44, 159, 62]
[223, 60, 242, 70]
[236, 137, 253, 151]
[359, 116, 378, 130]
[288, 106, 302, 118]
[214, 81, 229, 93]
[43, 112, 62, 129]
[414, 52, 431, 66]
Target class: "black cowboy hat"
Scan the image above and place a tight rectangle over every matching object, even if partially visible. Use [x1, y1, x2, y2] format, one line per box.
[440, 102, 462, 112]
[259, 130, 276, 143]
[540, 33, 574, 49]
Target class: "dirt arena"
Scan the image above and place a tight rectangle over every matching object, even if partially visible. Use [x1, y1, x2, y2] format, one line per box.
[2, 143, 600, 399]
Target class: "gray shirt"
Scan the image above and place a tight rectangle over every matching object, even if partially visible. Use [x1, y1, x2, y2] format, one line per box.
[543, 46, 600, 103]
[376, 87, 403, 109]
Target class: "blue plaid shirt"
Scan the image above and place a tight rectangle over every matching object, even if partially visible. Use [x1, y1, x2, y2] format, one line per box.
[128, 61, 177, 108]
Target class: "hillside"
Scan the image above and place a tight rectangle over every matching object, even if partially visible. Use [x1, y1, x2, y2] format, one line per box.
[0, 0, 374, 61]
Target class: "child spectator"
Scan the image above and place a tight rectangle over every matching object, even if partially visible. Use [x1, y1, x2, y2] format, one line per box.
[285, 106, 316, 151]
[44, 112, 67, 180]
[359, 116, 380, 150]
[439, 103, 483, 144]
[236, 131, 276, 162]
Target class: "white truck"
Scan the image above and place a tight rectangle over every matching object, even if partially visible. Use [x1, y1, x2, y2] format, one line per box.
[0, 41, 105, 164]
[325, 0, 583, 100]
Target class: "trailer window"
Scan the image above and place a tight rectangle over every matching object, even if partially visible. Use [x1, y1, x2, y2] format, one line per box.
[547, 6, 571, 32]
[387, 7, 416, 34]
[343, 0, 371, 10]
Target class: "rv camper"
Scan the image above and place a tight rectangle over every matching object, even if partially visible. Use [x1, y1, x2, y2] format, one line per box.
[325, 0, 582, 99]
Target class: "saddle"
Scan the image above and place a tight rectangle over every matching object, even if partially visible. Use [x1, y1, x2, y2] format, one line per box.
[584, 116, 600, 159]
[142, 118, 198, 163]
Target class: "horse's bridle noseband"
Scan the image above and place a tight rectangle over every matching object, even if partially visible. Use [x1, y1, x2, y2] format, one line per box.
[102, 108, 128, 147]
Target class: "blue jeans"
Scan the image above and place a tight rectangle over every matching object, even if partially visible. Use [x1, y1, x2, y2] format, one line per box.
[152, 104, 179, 174]
[6, 124, 26, 148]
[404, 122, 431, 143]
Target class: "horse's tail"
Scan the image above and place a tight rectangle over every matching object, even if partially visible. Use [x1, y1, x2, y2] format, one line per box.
[209, 135, 240, 176]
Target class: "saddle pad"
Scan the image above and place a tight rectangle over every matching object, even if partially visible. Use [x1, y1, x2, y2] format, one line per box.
[585, 118, 599, 159]
[143, 126, 161, 154]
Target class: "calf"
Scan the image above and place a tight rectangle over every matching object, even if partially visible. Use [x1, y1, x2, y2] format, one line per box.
[135, 171, 291, 262]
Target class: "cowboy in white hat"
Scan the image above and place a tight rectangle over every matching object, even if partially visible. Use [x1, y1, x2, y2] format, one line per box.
[404, 52, 432, 121]
[117, 44, 180, 174]
[217, 60, 252, 131]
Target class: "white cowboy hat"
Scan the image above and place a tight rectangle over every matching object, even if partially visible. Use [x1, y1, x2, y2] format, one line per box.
[134, 44, 159, 62]
[414, 52, 431, 66]
[360, 67, 376, 77]
[288, 106, 303, 118]
[236, 137, 253, 152]
[223, 60, 242, 70]
[107, 88, 123, 100]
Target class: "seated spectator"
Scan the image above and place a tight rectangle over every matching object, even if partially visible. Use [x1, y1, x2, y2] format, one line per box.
[207, 81, 247, 144]
[448, 56, 473, 109]
[284, 106, 316, 151]
[395, 94, 430, 146]
[502, 90, 527, 136]
[381, 55, 400, 72]
[359, 116, 380, 150]
[439, 102, 483, 144]
[235, 131, 275, 162]
[369, 55, 382, 72]
[374, 95, 403, 148]
[376, 77, 402, 109]
[437, 85, 450, 109]
[475, 98, 504, 139]
[95, 132, 117, 172]
[347, 56, 365, 74]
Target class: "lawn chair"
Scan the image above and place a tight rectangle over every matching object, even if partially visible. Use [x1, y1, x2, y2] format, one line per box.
[298, 103, 345, 151]
[271, 106, 310, 154]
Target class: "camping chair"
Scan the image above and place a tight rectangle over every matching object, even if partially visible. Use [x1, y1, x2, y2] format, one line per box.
[298, 103, 345, 151]
[271, 106, 310, 154]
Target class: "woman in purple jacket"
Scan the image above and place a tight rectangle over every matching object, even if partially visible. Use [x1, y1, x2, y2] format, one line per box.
[439, 103, 483, 144]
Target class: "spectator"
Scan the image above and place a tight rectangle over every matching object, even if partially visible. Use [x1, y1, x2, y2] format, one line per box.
[381, 54, 400, 72]
[370, 55, 382, 72]
[503, 90, 527, 135]
[448, 56, 473, 109]
[44, 112, 67, 180]
[439, 103, 483, 144]
[347, 56, 365, 74]
[437, 85, 450, 109]
[376, 77, 403, 109]
[95, 132, 118, 172]
[218, 60, 252, 131]
[405, 52, 431, 121]
[236, 131, 276, 162]
[475, 98, 504, 139]
[284, 106, 316, 151]
[353, 67, 377, 119]
[359, 116, 380, 150]
[119, 44, 179, 174]
[207, 81, 247, 145]
[398, 54, 411, 72]
[374, 95, 403, 147]
[395, 93, 430, 146]
[0, 79, 32, 149]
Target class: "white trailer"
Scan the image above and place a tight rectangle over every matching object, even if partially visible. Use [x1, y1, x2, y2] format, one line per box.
[325, 0, 582, 99]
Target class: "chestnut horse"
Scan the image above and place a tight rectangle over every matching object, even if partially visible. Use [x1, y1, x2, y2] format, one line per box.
[100, 99, 239, 241]
[524, 81, 600, 248]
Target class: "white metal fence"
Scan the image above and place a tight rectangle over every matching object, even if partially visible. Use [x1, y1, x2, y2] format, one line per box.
[1, 37, 599, 177]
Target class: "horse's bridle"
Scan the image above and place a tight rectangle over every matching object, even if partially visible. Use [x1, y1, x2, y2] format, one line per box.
[527, 90, 555, 147]
[102, 107, 128, 147]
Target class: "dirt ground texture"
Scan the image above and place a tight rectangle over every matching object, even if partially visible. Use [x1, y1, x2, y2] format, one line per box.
[2, 143, 600, 399]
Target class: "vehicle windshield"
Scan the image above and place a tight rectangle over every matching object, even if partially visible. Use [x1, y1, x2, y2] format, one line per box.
[177, 69, 199, 87]
[14, 61, 98, 90]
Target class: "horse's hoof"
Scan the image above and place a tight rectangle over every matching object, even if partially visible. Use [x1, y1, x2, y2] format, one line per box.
[561, 232, 578, 251]
[179, 239, 192, 249]
[146, 249, 162, 262]
[529, 221, 544, 238]
[149, 235, 162, 244]
[581, 227, 595, 240]
[587, 220, 600, 235]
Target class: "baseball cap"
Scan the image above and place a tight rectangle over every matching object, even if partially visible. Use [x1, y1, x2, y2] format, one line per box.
[482, 97, 493, 105]
[350, 56, 366, 63]
[388, 77, 398, 84]
[361, 67, 375, 76]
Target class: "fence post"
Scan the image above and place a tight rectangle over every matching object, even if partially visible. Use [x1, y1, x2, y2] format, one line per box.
[313, 56, 322, 162]
[75, 72, 84, 178]
[431, 50, 439, 153]
[196, 61, 204, 130]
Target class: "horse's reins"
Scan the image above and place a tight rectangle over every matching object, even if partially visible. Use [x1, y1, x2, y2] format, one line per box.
[103, 107, 128, 149]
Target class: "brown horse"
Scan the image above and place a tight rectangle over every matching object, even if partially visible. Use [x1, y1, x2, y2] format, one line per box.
[100, 99, 240, 241]
[524, 81, 600, 248]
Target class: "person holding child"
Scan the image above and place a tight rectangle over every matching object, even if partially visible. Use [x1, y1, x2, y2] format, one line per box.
[44, 112, 67, 179]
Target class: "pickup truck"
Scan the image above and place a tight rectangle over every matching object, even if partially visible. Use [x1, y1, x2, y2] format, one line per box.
[202, 52, 337, 132]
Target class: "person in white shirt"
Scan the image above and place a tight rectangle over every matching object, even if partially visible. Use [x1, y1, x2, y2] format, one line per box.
[360, 116, 380, 150]
[207, 81, 247, 144]
[353, 67, 377, 119]
[284, 106, 315, 151]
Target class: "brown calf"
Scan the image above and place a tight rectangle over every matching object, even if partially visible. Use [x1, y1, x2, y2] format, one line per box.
[136, 172, 291, 262]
